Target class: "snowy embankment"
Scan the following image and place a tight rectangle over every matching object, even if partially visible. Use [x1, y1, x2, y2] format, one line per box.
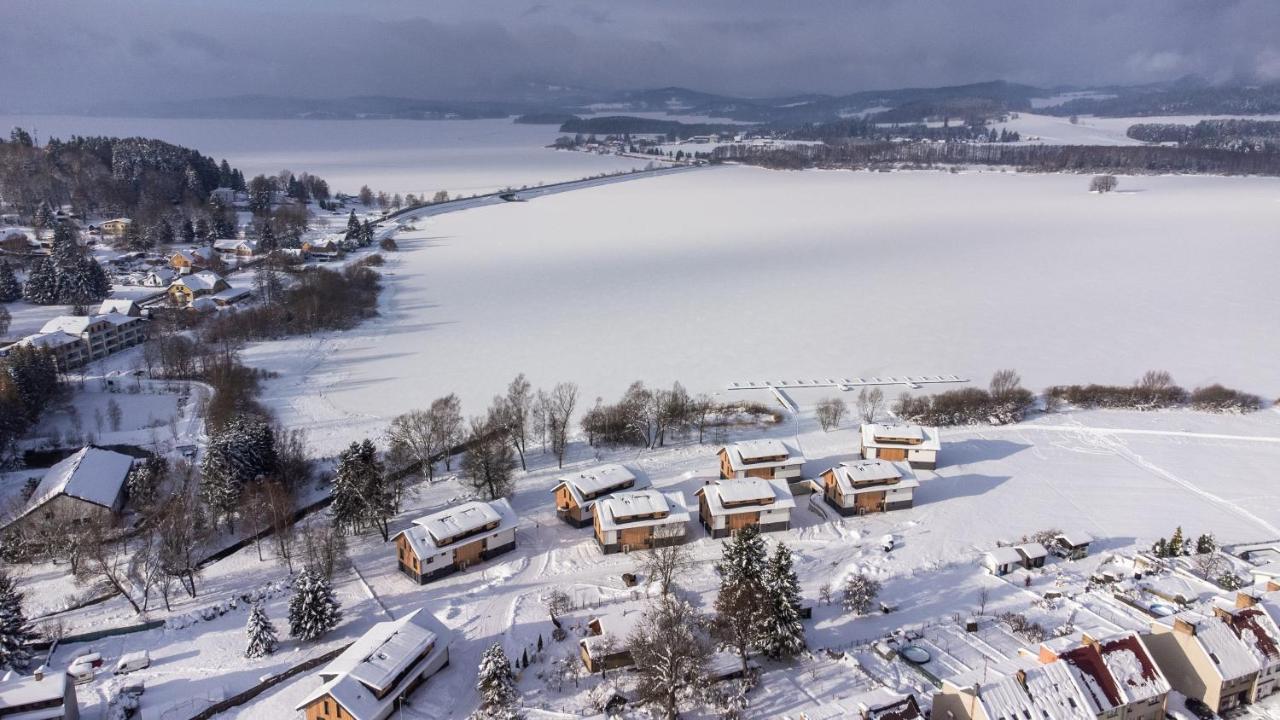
[241, 165, 1280, 457]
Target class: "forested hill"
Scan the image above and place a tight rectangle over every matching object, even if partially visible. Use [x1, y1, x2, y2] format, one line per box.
[0, 128, 241, 219]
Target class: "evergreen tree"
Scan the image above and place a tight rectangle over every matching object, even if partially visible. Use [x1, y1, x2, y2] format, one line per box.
[122, 220, 143, 250]
[761, 543, 805, 660]
[1195, 533, 1217, 555]
[0, 572, 33, 671]
[1152, 537, 1169, 558]
[200, 414, 277, 530]
[714, 525, 768, 673]
[194, 217, 211, 243]
[471, 642, 522, 719]
[346, 210, 359, 235]
[20, 258, 58, 304]
[359, 220, 374, 246]
[258, 222, 276, 253]
[0, 260, 22, 302]
[33, 201, 53, 231]
[842, 573, 881, 615]
[288, 569, 341, 642]
[218, 159, 234, 187]
[180, 219, 196, 244]
[1168, 526, 1185, 556]
[331, 439, 391, 539]
[244, 602, 278, 658]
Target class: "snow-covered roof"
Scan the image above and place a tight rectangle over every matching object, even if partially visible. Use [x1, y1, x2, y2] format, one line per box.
[1093, 632, 1170, 705]
[0, 670, 73, 714]
[102, 217, 132, 225]
[189, 297, 217, 312]
[861, 423, 941, 451]
[1216, 606, 1280, 668]
[98, 298, 138, 315]
[1018, 661, 1096, 720]
[720, 440, 803, 472]
[211, 286, 251, 302]
[295, 609, 449, 720]
[553, 464, 641, 508]
[581, 603, 648, 657]
[173, 246, 215, 261]
[1055, 645, 1122, 715]
[174, 271, 224, 292]
[1056, 532, 1093, 548]
[394, 499, 516, 558]
[6, 447, 134, 526]
[697, 478, 795, 517]
[984, 547, 1025, 566]
[213, 238, 257, 252]
[825, 460, 918, 495]
[1016, 542, 1049, 560]
[1165, 612, 1261, 680]
[595, 490, 690, 532]
[39, 315, 102, 335]
[99, 312, 143, 327]
[18, 331, 84, 350]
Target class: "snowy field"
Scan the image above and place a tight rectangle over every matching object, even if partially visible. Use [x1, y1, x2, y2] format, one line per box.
[241, 165, 1280, 456]
[994, 112, 1280, 146]
[0, 114, 653, 197]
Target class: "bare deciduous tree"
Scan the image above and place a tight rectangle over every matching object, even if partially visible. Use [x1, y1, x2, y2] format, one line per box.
[857, 387, 884, 423]
[990, 369, 1022, 401]
[505, 374, 533, 470]
[639, 525, 689, 596]
[628, 597, 712, 720]
[461, 414, 515, 500]
[816, 397, 847, 431]
[548, 382, 578, 468]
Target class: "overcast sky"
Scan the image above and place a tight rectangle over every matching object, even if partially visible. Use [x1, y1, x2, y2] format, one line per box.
[2, 0, 1279, 111]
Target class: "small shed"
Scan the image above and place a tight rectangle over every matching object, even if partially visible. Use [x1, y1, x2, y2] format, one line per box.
[1054, 532, 1093, 560]
[982, 547, 1024, 576]
[1015, 542, 1048, 569]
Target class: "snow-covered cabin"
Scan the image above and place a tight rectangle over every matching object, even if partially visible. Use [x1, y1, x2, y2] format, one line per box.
[0, 666, 80, 720]
[168, 271, 229, 305]
[294, 608, 450, 720]
[695, 477, 795, 538]
[859, 423, 941, 470]
[1143, 612, 1261, 714]
[717, 440, 804, 483]
[551, 463, 645, 527]
[1036, 631, 1171, 720]
[592, 490, 689, 554]
[982, 546, 1026, 576]
[1016, 542, 1049, 569]
[213, 238, 258, 261]
[211, 286, 252, 308]
[819, 459, 919, 516]
[1055, 532, 1094, 560]
[1211, 601, 1280, 701]
[934, 660, 1096, 720]
[392, 499, 516, 584]
[0, 447, 135, 534]
[303, 239, 342, 261]
[579, 603, 647, 672]
[99, 217, 132, 236]
[97, 298, 141, 317]
[142, 267, 176, 287]
[169, 246, 217, 273]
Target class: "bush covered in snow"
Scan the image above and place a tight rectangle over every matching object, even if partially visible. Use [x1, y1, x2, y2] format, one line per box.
[1046, 370, 1187, 411]
[1188, 384, 1264, 413]
[997, 612, 1047, 642]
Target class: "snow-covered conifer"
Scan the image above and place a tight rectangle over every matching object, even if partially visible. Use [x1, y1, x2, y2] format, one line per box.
[0, 572, 33, 670]
[245, 602, 278, 658]
[471, 642, 522, 719]
[0, 261, 20, 302]
[288, 569, 341, 642]
[21, 258, 58, 304]
[761, 542, 805, 660]
[842, 572, 881, 615]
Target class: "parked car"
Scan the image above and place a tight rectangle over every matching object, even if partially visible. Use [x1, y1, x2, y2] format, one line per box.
[66, 663, 94, 684]
[114, 650, 150, 675]
[120, 678, 146, 697]
[70, 652, 103, 669]
[1184, 698, 1216, 720]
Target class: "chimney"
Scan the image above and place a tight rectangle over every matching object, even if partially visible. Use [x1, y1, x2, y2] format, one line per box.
[1236, 591, 1259, 609]
[33, 665, 45, 681]
[1268, 579, 1280, 593]
[1015, 669, 1029, 688]
[1173, 617, 1197, 636]
[1038, 645, 1059, 664]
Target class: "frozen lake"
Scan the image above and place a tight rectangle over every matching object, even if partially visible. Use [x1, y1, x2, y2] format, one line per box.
[0, 114, 653, 196]
[243, 165, 1280, 453]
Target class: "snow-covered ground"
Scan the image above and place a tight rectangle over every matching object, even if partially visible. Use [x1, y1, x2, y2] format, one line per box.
[0, 115, 654, 197]
[241, 165, 1280, 456]
[995, 112, 1280, 146]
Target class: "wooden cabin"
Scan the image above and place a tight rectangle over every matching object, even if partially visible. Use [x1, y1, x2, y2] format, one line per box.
[717, 439, 804, 483]
[294, 609, 450, 720]
[392, 499, 516, 583]
[859, 423, 941, 470]
[579, 605, 646, 673]
[1054, 532, 1093, 560]
[820, 459, 919, 516]
[695, 478, 795, 538]
[1016, 542, 1049, 569]
[592, 490, 689, 554]
[551, 464, 643, 527]
[168, 271, 229, 306]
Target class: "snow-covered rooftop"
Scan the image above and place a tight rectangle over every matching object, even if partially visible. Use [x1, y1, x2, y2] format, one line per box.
[39, 315, 101, 335]
[582, 603, 648, 657]
[1016, 542, 1049, 560]
[1057, 532, 1094, 548]
[1217, 606, 1280, 667]
[720, 440, 803, 472]
[174, 271, 223, 292]
[984, 547, 1025, 566]
[595, 490, 689, 532]
[697, 477, 795, 516]
[555, 463, 638, 499]
[98, 298, 138, 315]
[861, 423, 941, 451]
[1094, 632, 1170, 705]
[1166, 612, 1261, 680]
[826, 460, 918, 495]
[18, 331, 83, 350]
[6, 447, 134, 526]
[0, 670, 73, 713]
[415, 500, 505, 545]
[296, 609, 449, 720]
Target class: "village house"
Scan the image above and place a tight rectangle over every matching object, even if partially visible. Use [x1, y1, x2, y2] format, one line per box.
[294, 608, 450, 720]
[1143, 612, 1261, 714]
[1212, 597, 1280, 700]
[168, 271, 229, 306]
[0, 666, 80, 720]
[579, 603, 647, 673]
[1016, 542, 1049, 569]
[1055, 532, 1094, 560]
[142, 267, 176, 287]
[99, 218, 132, 236]
[819, 459, 919, 516]
[982, 546, 1026, 576]
[695, 477, 795, 538]
[169, 246, 217, 273]
[303, 239, 342, 261]
[717, 439, 805, 483]
[213, 238, 259, 262]
[551, 463, 645, 527]
[0, 447, 135, 535]
[211, 286, 253, 308]
[844, 689, 923, 720]
[934, 659, 1096, 720]
[593, 489, 690, 554]
[859, 423, 941, 469]
[1035, 631, 1171, 720]
[97, 298, 141, 317]
[392, 499, 516, 583]
[10, 313, 148, 370]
